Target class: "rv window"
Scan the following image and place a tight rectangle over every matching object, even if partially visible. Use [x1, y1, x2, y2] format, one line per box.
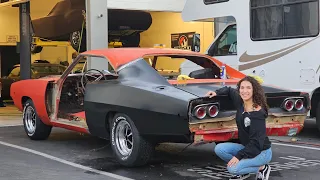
[251, 0, 319, 40]
[204, 0, 229, 5]
[208, 25, 237, 56]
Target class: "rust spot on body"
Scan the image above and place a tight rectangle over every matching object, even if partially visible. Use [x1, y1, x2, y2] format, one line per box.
[190, 113, 307, 143]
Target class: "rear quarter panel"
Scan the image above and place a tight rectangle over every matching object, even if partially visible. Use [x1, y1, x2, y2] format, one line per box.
[82, 58, 198, 141]
[84, 80, 197, 141]
[10, 79, 51, 125]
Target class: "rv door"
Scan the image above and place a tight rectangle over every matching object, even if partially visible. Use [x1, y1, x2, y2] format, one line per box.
[206, 24, 238, 69]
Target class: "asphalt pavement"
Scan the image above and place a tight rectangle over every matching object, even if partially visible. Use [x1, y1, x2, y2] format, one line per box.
[0, 119, 319, 180]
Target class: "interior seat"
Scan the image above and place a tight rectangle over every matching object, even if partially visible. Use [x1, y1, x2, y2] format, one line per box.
[189, 68, 218, 79]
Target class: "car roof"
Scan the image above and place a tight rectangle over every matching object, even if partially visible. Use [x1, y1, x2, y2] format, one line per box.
[81, 48, 214, 70]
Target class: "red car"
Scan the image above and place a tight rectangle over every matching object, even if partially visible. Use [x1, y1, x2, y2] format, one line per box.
[10, 48, 310, 167]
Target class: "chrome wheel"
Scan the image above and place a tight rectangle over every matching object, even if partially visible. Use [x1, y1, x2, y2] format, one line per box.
[24, 106, 36, 135]
[115, 120, 133, 156]
[71, 31, 80, 48]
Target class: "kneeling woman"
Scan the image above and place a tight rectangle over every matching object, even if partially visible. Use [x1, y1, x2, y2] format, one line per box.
[206, 76, 272, 180]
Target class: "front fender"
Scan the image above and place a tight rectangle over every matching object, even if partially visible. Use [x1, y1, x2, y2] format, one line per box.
[10, 80, 51, 125]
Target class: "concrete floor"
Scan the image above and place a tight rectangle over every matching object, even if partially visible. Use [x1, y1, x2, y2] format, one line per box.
[0, 104, 22, 127]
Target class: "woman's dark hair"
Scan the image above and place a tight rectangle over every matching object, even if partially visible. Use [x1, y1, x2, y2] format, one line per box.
[236, 76, 269, 111]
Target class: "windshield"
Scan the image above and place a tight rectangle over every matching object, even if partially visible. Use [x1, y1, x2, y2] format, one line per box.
[143, 55, 222, 80]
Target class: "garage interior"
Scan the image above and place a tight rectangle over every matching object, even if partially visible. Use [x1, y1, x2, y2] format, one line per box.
[0, 0, 215, 119]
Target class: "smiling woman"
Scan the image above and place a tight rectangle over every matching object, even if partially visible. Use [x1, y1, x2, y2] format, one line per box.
[206, 76, 272, 180]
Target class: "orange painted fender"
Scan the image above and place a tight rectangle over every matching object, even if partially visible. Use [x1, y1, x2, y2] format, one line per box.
[10, 79, 52, 126]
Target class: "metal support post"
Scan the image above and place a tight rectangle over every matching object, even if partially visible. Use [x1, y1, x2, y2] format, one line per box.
[19, 2, 31, 80]
[86, 0, 109, 70]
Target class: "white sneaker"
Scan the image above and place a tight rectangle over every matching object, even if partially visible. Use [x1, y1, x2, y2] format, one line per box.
[229, 173, 250, 180]
[256, 164, 271, 180]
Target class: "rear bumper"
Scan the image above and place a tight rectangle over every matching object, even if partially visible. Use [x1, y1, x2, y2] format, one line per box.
[191, 114, 306, 144]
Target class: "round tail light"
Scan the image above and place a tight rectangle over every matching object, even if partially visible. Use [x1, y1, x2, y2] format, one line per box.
[194, 106, 206, 119]
[284, 100, 294, 111]
[295, 99, 303, 110]
[208, 105, 219, 117]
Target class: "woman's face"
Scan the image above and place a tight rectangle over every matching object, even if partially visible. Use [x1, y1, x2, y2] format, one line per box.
[239, 80, 253, 101]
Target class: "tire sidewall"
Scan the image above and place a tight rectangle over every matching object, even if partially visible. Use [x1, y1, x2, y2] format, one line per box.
[110, 113, 141, 166]
[70, 31, 81, 50]
[316, 102, 320, 131]
[30, 43, 36, 51]
[23, 100, 37, 137]
[70, 30, 87, 52]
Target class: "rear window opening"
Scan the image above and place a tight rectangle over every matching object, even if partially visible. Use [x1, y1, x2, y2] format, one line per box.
[143, 55, 222, 80]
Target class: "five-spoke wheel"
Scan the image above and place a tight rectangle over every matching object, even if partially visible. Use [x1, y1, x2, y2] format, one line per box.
[110, 113, 154, 167]
[115, 120, 133, 157]
[24, 105, 36, 135]
[23, 99, 52, 140]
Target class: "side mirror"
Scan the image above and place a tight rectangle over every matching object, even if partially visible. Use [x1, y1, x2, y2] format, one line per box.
[191, 33, 200, 52]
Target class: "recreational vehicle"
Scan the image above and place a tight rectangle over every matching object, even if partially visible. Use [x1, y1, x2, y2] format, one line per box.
[182, 0, 320, 131]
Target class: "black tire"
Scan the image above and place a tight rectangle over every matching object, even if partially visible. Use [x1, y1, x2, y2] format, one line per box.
[31, 45, 43, 54]
[110, 113, 154, 167]
[30, 34, 43, 54]
[316, 101, 320, 132]
[70, 29, 87, 52]
[23, 99, 52, 140]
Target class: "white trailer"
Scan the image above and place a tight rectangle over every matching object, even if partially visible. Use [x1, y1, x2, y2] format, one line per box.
[182, 0, 320, 130]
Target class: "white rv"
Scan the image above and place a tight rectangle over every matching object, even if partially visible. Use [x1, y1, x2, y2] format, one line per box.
[182, 0, 320, 130]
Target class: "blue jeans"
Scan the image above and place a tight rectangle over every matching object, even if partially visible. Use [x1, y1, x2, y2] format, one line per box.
[214, 142, 272, 175]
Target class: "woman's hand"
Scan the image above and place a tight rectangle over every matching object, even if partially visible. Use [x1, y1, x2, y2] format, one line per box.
[205, 91, 217, 98]
[228, 156, 239, 167]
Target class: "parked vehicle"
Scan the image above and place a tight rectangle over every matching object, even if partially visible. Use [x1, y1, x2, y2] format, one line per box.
[10, 48, 310, 167]
[181, 0, 320, 131]
[1, 62, 66, 100]
[31, 0, 152, 53]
